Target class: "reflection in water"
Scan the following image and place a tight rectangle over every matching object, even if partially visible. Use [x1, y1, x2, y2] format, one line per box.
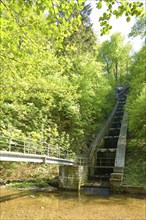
[0, 188, 145, 203]
[80, 187, 109, 196]
[0, 191, 31, 203]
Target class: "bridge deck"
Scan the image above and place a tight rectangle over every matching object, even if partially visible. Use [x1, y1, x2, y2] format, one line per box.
[0, 150, 74, 166]
[0, 135, 78, 165]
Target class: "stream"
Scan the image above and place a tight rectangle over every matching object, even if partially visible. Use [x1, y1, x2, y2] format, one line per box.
[0, 188, 146, 220]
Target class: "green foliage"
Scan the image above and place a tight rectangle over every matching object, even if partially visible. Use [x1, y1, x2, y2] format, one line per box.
[124, 146, 146, 186]
[126, 45, 146, 148]
[69, 54, 115, 149]
[0, 0, 116, 155]
[96, 0, 145, 35]
[0, 162, 58, 182]
[128, 87, 146, 139]
[58, 3, 97, 56]
[97, 32, 131, 82]
[129, 17, 146, 39]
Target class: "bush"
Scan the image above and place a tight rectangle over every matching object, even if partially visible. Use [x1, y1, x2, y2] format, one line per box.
[126, 45, 146, 149]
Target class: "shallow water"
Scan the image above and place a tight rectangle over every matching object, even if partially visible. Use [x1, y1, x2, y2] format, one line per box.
[0, 188, 146, 220]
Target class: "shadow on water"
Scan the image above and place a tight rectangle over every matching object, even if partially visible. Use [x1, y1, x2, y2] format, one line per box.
[0, 191, 31, 203]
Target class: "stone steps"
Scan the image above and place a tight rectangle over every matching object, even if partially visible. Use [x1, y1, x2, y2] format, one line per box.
[108, 128, 120, 136]
[104, 136, 119, 148]
[111, 122, 121, 129]
[97, 148, 116, 153]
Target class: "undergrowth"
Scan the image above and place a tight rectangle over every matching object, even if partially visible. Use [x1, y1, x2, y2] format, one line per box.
[0, 162, 59, 183]
[124, 144, 146, 186]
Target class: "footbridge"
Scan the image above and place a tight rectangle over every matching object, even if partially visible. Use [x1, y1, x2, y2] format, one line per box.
[0, 136, 82, 166]
[0, 135, 87, 190]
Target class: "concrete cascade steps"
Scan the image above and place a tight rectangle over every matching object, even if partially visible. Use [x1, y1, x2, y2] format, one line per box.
[104, 136, 119, 148]
[111, 122, 121, 129]
[81, 87, 129, 194]
[89, 88, 128, 188]
[113, 116, 123, 122]
[108, 128, 120, 136]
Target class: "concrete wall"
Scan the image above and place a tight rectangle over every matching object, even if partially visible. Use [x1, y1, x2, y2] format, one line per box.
[110, 112, 128, 188]
[59, 165, 88, 190]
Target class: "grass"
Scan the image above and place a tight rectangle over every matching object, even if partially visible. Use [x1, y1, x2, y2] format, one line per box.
[8, 181, 49, 188]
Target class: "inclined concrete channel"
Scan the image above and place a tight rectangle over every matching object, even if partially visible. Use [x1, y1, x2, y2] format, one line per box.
[81, 88, 128, 195]
[95, 91, 127, 183]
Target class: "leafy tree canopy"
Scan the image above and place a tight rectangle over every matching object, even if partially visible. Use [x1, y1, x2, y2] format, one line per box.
[97, 32, 131, 81]
[129, 17, 146, 39]
[0, 0, 116, 154]
[96, 0, 145, 35]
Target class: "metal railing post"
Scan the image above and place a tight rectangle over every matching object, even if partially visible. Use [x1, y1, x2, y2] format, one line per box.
[46, 144, 49, 156]
[24, 140, 26, 154]
[58, 145, 60, 158]
[8, 138, 12, 151]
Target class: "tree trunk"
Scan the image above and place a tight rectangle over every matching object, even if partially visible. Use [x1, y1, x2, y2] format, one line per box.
[106, 61, 110, 75]
[115, 60, 118, 81]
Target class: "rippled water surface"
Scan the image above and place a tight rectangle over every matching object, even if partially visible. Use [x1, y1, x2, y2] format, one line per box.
[0, 188, 145, 220]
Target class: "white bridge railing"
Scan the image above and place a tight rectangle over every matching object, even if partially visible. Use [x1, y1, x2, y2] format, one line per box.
[0, 135, 74, 160]
[0, 136, 87, 166]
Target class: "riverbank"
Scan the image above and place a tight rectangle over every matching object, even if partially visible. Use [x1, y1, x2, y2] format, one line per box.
[0, 184, 58, 193]
[0, 145, 145, 194]
[1, 143, 145, 190]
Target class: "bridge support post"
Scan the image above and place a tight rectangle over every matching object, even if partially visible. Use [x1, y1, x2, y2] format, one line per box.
[88, 156, 97, 176]
[59, 165, 88, 191]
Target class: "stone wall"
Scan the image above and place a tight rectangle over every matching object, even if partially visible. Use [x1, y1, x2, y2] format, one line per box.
[59, 165, 88, 190]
